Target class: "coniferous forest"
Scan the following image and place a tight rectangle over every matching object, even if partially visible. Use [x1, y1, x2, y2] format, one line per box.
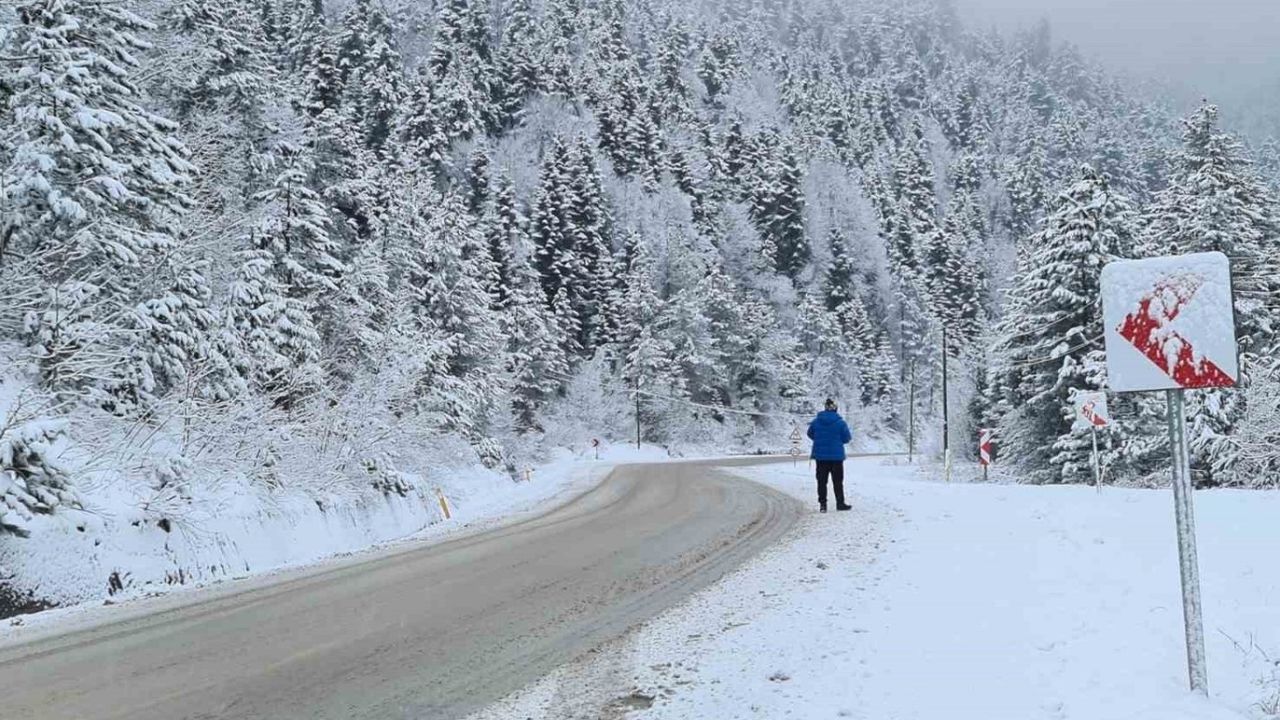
[3, 0, 1280, 543]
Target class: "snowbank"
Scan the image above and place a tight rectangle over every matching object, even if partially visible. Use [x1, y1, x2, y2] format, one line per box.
[471, 458, 1280, 720]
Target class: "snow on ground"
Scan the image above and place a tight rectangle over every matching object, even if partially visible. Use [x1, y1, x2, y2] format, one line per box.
[0, 441, 672, 637]
[470, 458, 1280, 720]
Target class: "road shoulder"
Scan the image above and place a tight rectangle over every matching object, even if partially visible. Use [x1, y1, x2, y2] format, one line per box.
[465, 456, 900, 720]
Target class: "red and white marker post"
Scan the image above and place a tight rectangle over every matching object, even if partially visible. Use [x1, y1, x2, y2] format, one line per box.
[1101, 251, 1240, 695]
[978, 428, 994, 482]
[1073, 391, 1111, 493]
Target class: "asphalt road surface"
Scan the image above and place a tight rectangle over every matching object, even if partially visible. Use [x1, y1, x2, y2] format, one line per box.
[0, 458, 801, 720]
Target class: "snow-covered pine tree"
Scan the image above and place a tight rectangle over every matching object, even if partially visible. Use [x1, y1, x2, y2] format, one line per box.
[404, 188, 505, 443]
[797, 292, 857, 404]
[747, 137, 810, 281]
[996, 165, 1135, 483]
[478, 174, 569, 433]
[226, 244, 323, 407]
[252, 144, 346, 298]
[348, 2, 403, 153]
[4, 0, 196, 406]
[893, 118, 938, 241]
[465, 144, 492, 216]
[539, 0, 580, 98]
[697, 30, 741, 110]
[924, 197, 986, 344]
[493, 0, 539, 130]
[1142, 103, 1280, 485]
[399, 67, 452, 178]
[609, 234, 682, 440]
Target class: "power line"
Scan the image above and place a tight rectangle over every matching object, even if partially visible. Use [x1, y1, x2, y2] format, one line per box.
[541, 367, 812, 422]
[1000, 334, 1104, 370]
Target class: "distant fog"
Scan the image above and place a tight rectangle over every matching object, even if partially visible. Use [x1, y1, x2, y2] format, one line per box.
[952, 0, 1280, 136]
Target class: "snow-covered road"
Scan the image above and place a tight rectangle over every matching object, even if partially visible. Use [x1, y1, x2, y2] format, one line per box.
[0, 459, 801, 720]
[473, 458, 1280, 720]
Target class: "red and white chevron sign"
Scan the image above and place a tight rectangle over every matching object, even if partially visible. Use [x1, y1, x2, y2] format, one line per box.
[1101, 252, 1239, 393]
[978, 428, 993, 467]
[1075, 391, 1110, 428]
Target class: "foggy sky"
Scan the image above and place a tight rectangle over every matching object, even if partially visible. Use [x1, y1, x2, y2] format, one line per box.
[953, 0, 1280, 132]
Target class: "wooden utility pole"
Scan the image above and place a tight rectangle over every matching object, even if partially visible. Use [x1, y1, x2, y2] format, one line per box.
[907, 358, 916, 463]
[941, 326, 951, 482]
[634, 383, 642, 450]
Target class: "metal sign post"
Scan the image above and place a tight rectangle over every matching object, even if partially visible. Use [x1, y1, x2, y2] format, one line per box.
[1090, 427, 1102, 493]
[1101, 251, 1238, 696]
[1167, 388, 1209, 693]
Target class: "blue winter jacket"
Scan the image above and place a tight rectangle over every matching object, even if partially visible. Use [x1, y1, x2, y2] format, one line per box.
[807, 410, 853, 461]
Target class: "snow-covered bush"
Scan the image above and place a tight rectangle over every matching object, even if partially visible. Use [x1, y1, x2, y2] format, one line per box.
[0, 380, 76, 536]
[1231, 363, 1280, 488]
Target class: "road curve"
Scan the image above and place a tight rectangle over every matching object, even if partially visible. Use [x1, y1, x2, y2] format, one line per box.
[0, 458, 801, 720]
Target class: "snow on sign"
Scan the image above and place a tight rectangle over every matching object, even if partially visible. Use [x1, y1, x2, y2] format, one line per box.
[1100, 252, 1239, 393]
[1073, 391, 1110, 429]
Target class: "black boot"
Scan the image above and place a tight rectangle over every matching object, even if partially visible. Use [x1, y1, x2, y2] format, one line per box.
[819, 502, 827, 513]
[836, 503, 852, 511]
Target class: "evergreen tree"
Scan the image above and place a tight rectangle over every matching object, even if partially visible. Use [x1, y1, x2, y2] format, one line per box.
[924, 196, 986, 344]
[1142, 104, 1280, 485]
[252, 144, 346, 298]
[698, 31, 740, 109]
[3, 0, 196, 404]
[748, 139, 810, 280]
[493, 0, 539, 129]
[404, 189, 505, 440]
[996, 165, 1134, 483]
[226, 245, 323, 407]
[614, 238, 681, 415]
[893, 118, 937, 241]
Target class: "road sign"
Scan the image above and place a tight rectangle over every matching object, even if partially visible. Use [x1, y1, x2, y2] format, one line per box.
[1101, 252, 1238, 393]
[789, 426, 803, 442]
[978, 428, 993, 467]
[1074, 391, 1110, 429]
[1073, 390, 1110, 493]
[1100, 252, 1227, 695]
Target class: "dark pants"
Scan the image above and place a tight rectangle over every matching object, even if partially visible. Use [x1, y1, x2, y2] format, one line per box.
[815, 460, 846, 507]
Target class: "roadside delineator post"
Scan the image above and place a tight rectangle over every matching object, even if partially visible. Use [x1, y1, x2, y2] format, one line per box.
[1101, 251, 1241, 696]
[978, 428, 993, 482]
[435, 488, 452, 521]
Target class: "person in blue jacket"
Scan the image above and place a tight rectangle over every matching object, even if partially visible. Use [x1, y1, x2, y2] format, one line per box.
[807, 398, 853, 513]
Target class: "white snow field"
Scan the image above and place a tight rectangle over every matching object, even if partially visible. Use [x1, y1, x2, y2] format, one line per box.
[471, 457, 1280, 720]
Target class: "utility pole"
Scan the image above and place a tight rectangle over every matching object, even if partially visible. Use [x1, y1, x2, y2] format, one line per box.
[941, 325, 951, 482]
[634, 381, 642, 450]
[907, 358, 916, 463]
